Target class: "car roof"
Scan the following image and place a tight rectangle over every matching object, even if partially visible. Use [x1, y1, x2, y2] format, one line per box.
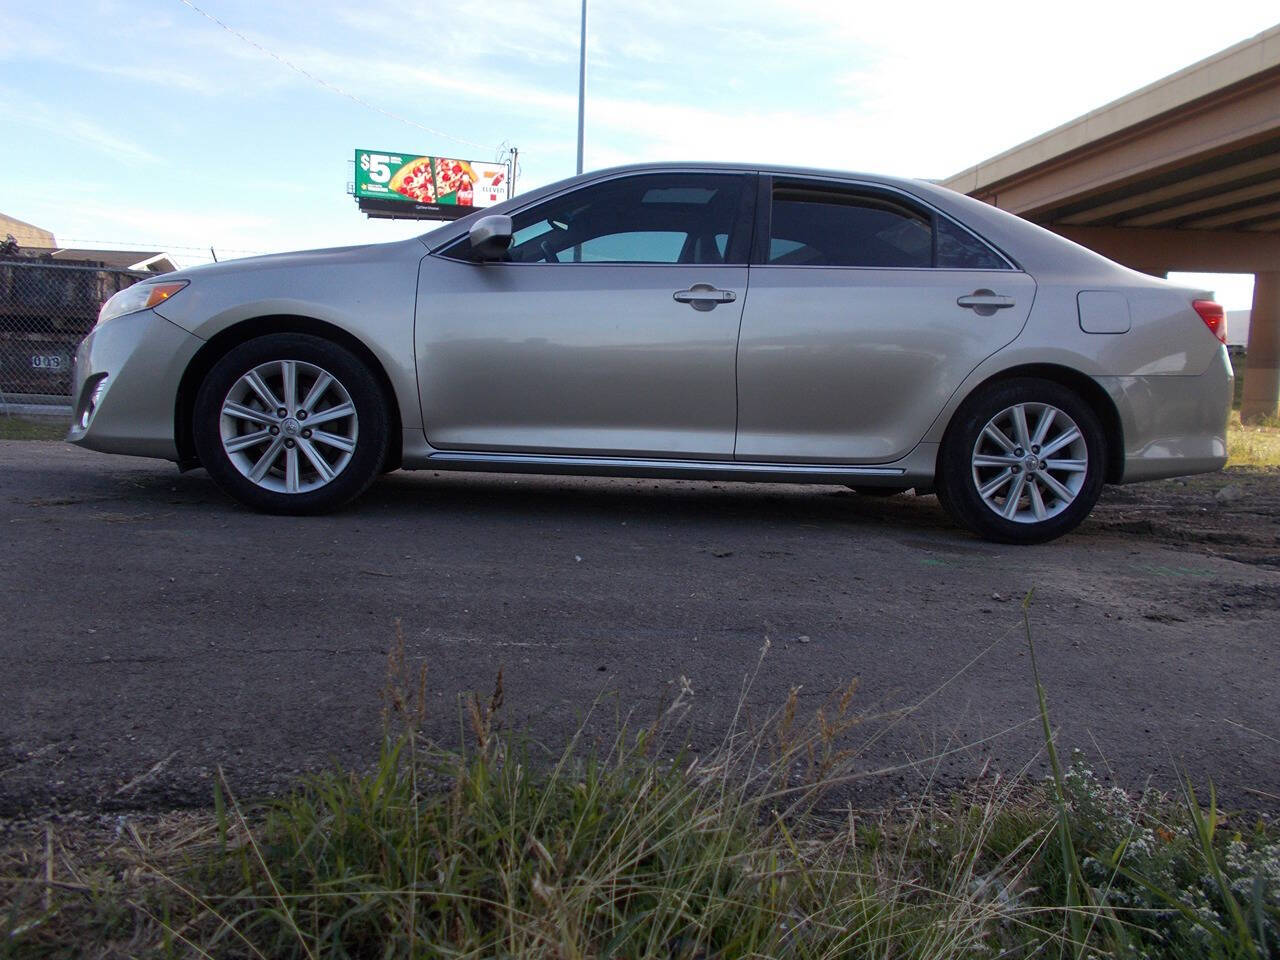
[569, 160, 931, 189]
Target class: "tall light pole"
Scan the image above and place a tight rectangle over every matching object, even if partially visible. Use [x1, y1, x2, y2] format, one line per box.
[576, 0, 587, 174]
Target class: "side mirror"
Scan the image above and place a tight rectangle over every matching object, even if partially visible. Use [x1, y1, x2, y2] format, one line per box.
[468, 214, 513, 261]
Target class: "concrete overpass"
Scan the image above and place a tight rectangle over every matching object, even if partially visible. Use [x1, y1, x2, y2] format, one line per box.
[943, 24, 1280, 421]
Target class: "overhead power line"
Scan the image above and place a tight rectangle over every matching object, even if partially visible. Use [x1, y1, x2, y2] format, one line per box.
[176, 0, 494, 152]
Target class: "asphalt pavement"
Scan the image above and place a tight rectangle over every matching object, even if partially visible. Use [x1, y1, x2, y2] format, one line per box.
[1, 439, 1277, 815]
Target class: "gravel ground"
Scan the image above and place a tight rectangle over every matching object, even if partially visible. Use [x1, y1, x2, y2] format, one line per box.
[1088, 468, 1280, 568]
[1, 439, 1277, 816]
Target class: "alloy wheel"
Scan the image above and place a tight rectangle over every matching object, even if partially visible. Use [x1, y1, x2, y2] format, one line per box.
[219, 359, 358, 494]
[970, 401, 1088, 524]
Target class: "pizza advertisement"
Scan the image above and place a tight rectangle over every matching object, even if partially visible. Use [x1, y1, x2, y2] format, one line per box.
[355, 150, 510, 209]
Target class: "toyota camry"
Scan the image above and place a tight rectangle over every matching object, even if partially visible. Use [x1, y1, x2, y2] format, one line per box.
[68, 163, 1233, 543]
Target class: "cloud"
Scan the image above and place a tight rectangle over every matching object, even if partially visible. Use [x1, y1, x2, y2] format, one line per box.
[290, 46, 578, 117]
[0, 9, 64, 59]
[0, 5, 281, 99]
[15, 183, 274, 237]
[331, 0, 582, 67]
[0, 91, 161, 165]
[4, 0, 1276, 261]
[563, 0, 1280, 180]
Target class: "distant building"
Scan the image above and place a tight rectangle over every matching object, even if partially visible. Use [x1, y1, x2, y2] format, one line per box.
[36, 247, 178, 273]
[1, 212, 55, 248]
[2, 213, 176, 400]
[1226, 310, 1250, 348]
[1, 211, 176, 273]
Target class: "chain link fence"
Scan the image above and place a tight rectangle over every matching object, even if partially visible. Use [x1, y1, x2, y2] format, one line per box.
[0, 259, 144, 409]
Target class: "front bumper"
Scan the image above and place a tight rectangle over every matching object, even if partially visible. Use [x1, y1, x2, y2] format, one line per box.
[1101, 344, 1234, 484]
[67, 309, 204, 461]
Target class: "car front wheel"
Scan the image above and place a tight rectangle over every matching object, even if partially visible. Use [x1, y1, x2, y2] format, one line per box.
[192, 333, 388, 514]
[937, 378, 1105, 544]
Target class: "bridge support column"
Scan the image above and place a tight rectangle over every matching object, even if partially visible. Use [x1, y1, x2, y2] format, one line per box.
[1241, 272, 1279, 423]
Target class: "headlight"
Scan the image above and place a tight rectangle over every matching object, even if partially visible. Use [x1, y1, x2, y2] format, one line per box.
[97, 280, 189, 327]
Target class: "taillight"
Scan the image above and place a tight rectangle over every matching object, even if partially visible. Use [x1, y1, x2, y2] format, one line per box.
[1192, 299, 1227, 344]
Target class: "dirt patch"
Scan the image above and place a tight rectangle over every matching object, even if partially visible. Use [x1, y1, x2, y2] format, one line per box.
[1086, 466, 1280, 567]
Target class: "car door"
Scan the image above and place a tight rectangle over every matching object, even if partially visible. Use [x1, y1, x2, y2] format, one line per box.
[734, 177, 1035, 462]
[416, 172, 755, 459]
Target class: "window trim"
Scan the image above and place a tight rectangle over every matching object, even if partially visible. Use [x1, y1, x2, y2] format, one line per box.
[752, 174, 1017, 271]
[434, 171, 759, 267]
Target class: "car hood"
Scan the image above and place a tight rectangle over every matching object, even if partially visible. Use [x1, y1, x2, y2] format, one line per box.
[159, 238, 427, 283]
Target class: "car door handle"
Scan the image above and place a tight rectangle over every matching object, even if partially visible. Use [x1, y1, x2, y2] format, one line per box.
[956, 289, 1016, 316]
[674, 284, 736, 311]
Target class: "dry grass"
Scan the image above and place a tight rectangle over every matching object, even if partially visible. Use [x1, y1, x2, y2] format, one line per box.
[0, 810, 232, 957]
[1227, 411, 1280, 467]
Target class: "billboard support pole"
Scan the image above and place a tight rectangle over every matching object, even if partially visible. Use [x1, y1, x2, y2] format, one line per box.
[576, 0, 586, 175]
[509, 146, 518, 198]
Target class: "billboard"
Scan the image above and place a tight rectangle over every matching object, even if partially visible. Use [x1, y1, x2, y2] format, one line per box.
[354, 150, 509, 220]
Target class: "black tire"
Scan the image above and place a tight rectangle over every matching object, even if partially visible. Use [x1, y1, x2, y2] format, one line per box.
[193, 334, 389, 514]
[937, 377, 1106, 544]
[933, 469, 959, 524]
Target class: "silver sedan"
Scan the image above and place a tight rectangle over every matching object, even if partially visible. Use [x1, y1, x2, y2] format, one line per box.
[68, 163, 1232, 543]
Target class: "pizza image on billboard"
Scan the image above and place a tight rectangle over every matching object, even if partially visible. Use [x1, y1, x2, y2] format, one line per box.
[388, 157, 436, 203]
[433, 157, 475, 204]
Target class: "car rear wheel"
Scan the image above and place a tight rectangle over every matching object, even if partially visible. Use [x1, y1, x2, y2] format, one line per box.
[937, 378, 1105, 544]
[193, 334, 388, 514]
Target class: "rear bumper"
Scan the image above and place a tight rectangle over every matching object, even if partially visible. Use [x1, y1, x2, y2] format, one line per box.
[1100, 344, 1233, 484]
[67, 309, 203, 461]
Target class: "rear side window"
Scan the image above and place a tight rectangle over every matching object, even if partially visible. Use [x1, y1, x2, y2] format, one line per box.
[768, 187, 932, 268]
[766, 183, 1011, 270]
[936, 215, 1009, 269]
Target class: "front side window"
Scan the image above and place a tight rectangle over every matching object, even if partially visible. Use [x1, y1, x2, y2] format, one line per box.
[456, 173, 751, 265]
[575, 231, 688, 262]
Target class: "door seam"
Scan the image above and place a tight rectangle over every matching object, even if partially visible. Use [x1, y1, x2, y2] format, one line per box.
[732, 266, 750, 459]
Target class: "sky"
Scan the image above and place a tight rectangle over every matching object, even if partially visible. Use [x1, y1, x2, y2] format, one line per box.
[0, 0, 1275, 308]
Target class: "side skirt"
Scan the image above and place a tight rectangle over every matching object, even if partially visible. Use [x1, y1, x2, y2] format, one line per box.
[398, 438, 939, 489]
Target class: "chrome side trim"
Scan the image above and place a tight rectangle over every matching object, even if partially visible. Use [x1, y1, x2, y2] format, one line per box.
[418, 450, 907, 483]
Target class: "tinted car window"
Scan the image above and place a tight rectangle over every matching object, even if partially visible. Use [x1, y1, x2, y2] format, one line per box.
[483, 173, 750, 265]
[576, 231, 688, 262]
[936, 215, 1009, 269]
[769, 187, 932, 268]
